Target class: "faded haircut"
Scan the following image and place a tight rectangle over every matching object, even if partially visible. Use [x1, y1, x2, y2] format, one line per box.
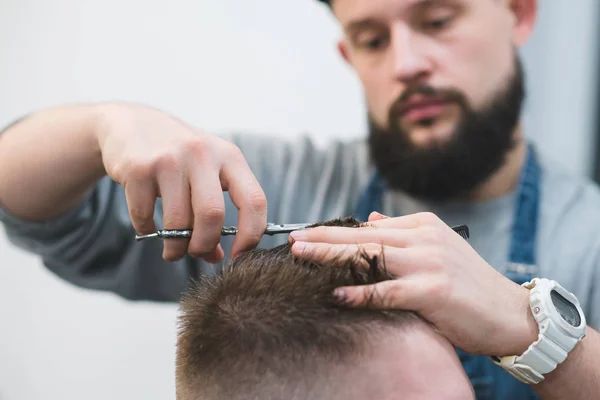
[175, 217, 423, 400]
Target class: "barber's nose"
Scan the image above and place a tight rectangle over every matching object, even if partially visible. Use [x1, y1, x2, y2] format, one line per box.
[390, 27, 431, 83]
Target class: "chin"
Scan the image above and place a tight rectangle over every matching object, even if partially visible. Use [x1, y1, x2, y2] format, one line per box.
[406, 119, 457, 148]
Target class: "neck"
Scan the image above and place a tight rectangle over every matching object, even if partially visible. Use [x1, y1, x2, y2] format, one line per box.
[468, 128, 527, 202]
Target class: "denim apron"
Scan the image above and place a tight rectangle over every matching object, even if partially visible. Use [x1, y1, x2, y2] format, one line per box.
[354, 142, 542, 400]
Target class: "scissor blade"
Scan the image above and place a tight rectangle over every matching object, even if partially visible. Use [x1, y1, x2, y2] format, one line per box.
[264, 223, 313, 235]
[135, 232, 160, 241]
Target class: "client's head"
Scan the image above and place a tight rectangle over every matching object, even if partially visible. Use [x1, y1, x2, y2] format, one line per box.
[176, 217, 474, 400]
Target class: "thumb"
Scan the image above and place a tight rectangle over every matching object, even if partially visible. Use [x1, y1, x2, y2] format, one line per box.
[333, 280, 409, 309]
[368, 211, 390, 222]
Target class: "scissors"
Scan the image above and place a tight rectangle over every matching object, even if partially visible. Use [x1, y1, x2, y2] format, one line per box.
[134, 223, 470, 242]
[134, 223, 314, 242]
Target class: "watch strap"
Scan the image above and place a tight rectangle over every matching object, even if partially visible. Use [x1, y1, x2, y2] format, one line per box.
[490, 278, 586, 384]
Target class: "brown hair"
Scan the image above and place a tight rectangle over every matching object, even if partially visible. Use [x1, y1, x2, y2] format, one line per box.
[175, 217, 422, 400]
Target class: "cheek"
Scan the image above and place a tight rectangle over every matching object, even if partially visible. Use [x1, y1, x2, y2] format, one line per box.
[355, 63, 395, 123]
[437, 28, 515, 109]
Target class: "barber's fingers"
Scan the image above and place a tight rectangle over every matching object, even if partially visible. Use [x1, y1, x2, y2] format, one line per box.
[289, 227, 415, 248]
[291, 242, 422, 276]
[219, 145, 268, 259]
[187, 157, 226, 263]
[156, 162, 193, 262]
[366, 212, 444, 229]
[125, 174, 158, 237]
[333, 276, 434, 311]
[367, 211, 390, 222]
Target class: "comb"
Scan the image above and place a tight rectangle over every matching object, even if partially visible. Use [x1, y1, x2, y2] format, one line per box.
[452, 224, 470, 241]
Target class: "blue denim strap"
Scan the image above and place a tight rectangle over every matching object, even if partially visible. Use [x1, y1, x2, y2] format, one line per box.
[354, 169, 387, 222]
[355, 142, 541, 268]
[355, 142, 543, 400]
[504, 143, 541, 284]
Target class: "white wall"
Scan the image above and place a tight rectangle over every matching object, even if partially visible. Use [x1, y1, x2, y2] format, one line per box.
[0, 1, 598, 399]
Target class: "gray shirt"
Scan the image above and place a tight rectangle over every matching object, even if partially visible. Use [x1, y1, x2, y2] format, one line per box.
[1, 132, 599, 330]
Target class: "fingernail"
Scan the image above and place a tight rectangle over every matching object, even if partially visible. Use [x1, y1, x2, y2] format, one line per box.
[290, 230, 307, 241]
[372, 211, 389, 219]
[292, 241, 307, 252]
[333, 288, 348, 303]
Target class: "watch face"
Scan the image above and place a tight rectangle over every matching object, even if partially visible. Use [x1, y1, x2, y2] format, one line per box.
[551, 290, 581, 327]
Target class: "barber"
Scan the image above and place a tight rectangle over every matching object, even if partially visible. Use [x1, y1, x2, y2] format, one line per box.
[1, 0, 599, 399]
[290, 211, 600, 400]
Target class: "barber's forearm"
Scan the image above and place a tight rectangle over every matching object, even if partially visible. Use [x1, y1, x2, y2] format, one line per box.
[0, 105, 106, 220]
[533, 327, 600, 400]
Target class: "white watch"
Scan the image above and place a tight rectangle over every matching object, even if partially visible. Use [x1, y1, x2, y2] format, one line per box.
[490, 277, 587, 384]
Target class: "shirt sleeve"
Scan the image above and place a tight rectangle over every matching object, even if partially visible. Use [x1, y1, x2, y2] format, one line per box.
[0, 176, 192, 302]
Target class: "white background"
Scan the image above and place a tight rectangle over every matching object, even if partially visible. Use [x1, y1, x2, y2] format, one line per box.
[1, 1, 599, 399]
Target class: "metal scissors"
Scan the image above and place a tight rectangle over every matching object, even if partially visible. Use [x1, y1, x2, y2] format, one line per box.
[134, 223, 470, 242]
[134, 223, 313, 242]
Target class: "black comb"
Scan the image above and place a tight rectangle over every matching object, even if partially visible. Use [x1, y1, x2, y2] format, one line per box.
[452, 224, 470, 240]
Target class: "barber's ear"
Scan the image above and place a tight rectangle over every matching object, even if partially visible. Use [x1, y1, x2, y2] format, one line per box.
[509, 0, 537, 46]
[337, 39, 352, 65]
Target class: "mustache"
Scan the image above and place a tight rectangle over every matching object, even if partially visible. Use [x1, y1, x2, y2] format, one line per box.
[389, 85, 468, 118]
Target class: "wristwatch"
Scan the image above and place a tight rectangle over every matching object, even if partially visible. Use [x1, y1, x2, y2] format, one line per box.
[490, 278, 587, 384]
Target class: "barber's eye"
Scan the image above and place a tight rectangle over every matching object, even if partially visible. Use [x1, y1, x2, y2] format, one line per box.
[365, 37, 383, 49]
[356, 35, 386, 51]
[425, 17, 451, 29]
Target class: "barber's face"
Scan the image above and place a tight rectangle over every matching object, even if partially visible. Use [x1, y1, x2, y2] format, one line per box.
[332, 0, 537, 200]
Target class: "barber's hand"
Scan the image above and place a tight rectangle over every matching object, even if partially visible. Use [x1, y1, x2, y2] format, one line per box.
[290, 212, 538, 357]
[94, 103, 267, 262]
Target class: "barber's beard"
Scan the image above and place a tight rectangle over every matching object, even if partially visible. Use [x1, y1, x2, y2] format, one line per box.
[367, 57, 525, 202]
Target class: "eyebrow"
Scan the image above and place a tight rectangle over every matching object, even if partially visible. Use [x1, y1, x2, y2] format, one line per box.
[343, 0, 450, 34]
[344, 18, 381, 35]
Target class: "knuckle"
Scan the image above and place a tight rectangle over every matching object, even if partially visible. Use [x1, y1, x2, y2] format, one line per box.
[418, 212, 440, 225]
[385, 289, 402, 308]
[428, 278, 451, 299]
[246, 190, 268, 213]
[154, 152, 180, 172]
[130, 205, 153, 222]
[188, 234, 221, 256]
[124, 159, 154, 182]
[107, 160, 127, 182]
[360, 287, 377, 306]
[427, 247, 447, 272]
[185, 137, 211, 159]
[378, 287, 398, 309]
[222, 142, 244, 160]
[201, 205, 226, 224]
[420, 226, 444, 244]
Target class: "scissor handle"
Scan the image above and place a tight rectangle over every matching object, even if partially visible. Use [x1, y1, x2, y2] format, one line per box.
[135, 229, 192, 241]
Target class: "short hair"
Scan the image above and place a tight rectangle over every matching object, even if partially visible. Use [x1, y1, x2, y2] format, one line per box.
[176, 217, 423, 400]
